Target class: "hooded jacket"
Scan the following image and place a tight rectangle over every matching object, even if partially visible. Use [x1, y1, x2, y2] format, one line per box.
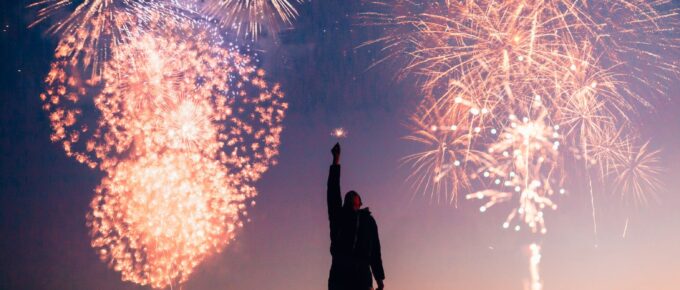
[327, 164, 385, 287]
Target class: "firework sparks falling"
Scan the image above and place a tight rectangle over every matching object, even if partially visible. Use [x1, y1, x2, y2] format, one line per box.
[366, 0, 674, 233]
[466, 105, 564, 234]
[202, 0, 303, 38]
[39, 15, 287, 288]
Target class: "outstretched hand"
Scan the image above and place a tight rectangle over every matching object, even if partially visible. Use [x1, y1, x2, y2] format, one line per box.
[331, 142, 341, 164]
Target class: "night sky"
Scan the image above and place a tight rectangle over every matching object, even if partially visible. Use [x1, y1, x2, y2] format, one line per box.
[2, 1, 680, 290]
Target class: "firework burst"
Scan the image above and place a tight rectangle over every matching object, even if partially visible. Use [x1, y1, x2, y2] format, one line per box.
[39, 15, 287, 288]
[364, 0, 675, 232]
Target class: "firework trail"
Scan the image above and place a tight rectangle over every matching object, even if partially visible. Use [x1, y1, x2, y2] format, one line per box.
[36, 7, 287, 288]
[364, 0, 676, 233]
[202, 0, 303, 39]
[527, 243, 543, 290]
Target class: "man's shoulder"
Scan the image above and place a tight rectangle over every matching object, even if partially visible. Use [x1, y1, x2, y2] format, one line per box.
[359, 208, 377, 223]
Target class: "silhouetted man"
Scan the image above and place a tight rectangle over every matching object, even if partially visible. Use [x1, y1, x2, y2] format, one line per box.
[327, 143, 385, 290]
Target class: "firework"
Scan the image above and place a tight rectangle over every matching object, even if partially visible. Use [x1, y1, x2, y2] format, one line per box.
[40, 16, 287, 287]
[202, 0, 303, 38]
[366, 0, 673, 232]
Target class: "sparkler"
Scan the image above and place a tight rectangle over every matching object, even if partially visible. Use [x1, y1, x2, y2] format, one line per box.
[202, 0, 303, 38]
[331, 127, 348, 138]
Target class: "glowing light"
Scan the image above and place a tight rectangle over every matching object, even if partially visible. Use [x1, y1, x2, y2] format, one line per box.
[331, 127, 348, 138]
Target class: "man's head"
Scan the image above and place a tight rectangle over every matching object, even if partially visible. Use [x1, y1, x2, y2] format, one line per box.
[343, 190, 362, 211]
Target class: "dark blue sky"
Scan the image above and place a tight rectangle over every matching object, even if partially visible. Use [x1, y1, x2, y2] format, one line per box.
[2, 1, 680, 289]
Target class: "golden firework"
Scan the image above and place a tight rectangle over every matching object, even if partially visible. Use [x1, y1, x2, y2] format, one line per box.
[367, 0, 674, 232]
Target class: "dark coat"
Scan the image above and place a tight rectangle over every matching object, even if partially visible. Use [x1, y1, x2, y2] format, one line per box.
[327, 164, 385, 289]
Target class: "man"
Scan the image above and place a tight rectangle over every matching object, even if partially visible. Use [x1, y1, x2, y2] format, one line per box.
[327, 143, 385, 290]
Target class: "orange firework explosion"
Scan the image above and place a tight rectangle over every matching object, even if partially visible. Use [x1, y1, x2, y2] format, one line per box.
[40, 17, 287, 288]
[364, 0, 674, 232]
[202, 0, 303, 38]
[88, 151, 248, 288]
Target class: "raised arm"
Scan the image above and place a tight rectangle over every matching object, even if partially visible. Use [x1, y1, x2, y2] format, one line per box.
[327, 143, 342, 224]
